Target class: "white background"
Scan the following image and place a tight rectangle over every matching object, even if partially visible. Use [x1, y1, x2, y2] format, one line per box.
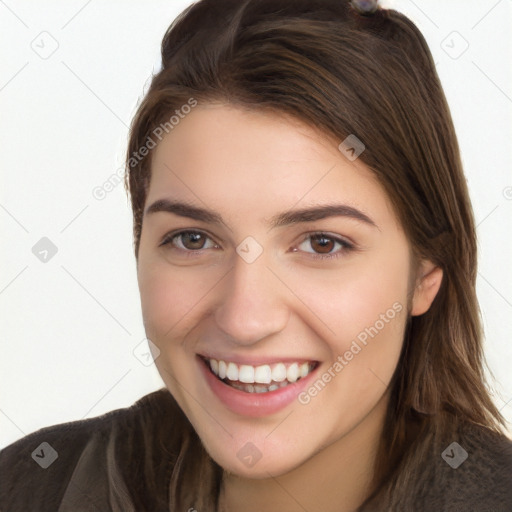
[1, 0, 511, 448]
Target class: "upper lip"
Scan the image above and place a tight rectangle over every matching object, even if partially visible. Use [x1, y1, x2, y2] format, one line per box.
[198, 353, 318, 366]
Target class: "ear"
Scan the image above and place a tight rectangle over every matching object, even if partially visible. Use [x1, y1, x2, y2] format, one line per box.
[410, 260, 443, 316]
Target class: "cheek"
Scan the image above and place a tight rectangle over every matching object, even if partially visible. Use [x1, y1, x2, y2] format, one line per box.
[291, 251, 409, 405]
[288, 252, 410, 346]
[294, 253, 409, 423]
[136, 259, 210, 406]
[137, 257, 225, 346]
[336, 272, 407, 345]
[137, 259, 193, 343]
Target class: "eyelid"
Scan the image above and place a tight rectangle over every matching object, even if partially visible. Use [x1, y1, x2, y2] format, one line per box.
[298, 231, 355, 247]
[160, 229, 356, 260]
[160, 229, 220, 250]
[294, 231, 355, 260]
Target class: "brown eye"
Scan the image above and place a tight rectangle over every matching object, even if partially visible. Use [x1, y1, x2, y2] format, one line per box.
[296, 232, 353, 259]
[181, 232, 207, 250]
[161, 231, 217, 252]
[310, 234, 335, 254]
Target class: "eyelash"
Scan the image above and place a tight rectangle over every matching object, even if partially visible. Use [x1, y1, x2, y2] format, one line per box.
[295, 232, 354, 260]
[160, 230, 355, 260]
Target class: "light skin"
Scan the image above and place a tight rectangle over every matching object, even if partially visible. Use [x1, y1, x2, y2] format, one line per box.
[136, 104, 443, 511]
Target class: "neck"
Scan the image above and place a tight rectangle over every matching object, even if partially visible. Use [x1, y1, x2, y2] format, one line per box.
[219, 392, 389, 512]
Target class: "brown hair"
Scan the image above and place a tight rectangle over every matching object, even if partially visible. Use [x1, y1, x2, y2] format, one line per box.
[124, 0, 506, 509]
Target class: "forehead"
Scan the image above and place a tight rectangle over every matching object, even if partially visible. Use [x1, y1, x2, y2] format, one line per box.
[147, 104, 395, 225]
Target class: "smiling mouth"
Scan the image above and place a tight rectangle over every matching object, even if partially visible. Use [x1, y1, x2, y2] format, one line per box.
[200, 356, 319, 394]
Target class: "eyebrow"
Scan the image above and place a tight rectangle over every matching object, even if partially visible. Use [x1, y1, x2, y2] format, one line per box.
[145, 199, 222, 224]
[144, 199, 377, 229]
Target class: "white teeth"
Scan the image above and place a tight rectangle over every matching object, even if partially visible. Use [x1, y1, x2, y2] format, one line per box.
[218, 360, 227, 379]
[299, 362, 309, 378]
[204, 357, 316, 391]
[287, 363, 299, 383]
[226, 362, 238, 381]
[230, 382, 287, 393]
[239, 365, 255, 383]
[272, 363, 287, 382]
[254, 365, 272, 384]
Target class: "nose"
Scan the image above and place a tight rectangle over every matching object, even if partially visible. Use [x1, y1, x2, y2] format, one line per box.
[214, 257, 290, 346]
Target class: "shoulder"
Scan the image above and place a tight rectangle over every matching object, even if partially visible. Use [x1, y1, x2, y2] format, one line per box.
[0, 388, 175, 511]
[429, 422, 512, 511]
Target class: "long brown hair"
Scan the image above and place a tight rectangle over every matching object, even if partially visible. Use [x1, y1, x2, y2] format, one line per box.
[123, 0, 507, 509]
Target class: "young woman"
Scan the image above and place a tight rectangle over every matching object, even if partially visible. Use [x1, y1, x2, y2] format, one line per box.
[1, 0, 511, 510]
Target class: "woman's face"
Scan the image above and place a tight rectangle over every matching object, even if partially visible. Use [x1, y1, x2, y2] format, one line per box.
[137, 104, 416, 477]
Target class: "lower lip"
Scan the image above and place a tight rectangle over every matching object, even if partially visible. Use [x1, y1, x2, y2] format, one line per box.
[198, 357, 319, 417]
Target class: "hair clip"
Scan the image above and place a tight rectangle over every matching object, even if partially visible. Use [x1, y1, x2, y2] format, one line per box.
[350, 0, 379, 16]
